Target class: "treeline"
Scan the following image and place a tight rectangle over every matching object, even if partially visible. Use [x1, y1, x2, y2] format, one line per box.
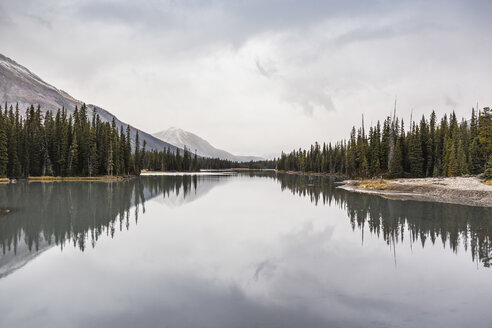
[0, 103, 145, 177]
[198, 158, 277, 170]
[0, 102, 274, 177]
[142, 146, 200, 172]
[277, 108, 492, 179]
[141, 151, 276, 171]
[0, 103, 197, 178]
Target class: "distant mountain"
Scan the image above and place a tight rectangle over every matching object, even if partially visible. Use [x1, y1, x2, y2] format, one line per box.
[153, 127, 263, 162]
[0, 53, 178, 152]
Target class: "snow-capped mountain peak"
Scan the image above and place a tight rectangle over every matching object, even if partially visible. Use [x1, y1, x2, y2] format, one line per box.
[153, 127, 263, 162]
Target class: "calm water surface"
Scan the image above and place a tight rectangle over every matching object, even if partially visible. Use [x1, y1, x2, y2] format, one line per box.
[0, 173, 491, 328]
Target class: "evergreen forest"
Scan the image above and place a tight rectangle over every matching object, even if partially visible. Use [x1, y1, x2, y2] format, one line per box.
[0, 103, 200, 178]
[277, 108, 492, 179]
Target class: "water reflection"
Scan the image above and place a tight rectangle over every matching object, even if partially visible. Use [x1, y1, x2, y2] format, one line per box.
[0, 175, 231, 277]
[270, 173, 492, 268]
[0, 172, 491, 278]
[1, 173, 492, 328]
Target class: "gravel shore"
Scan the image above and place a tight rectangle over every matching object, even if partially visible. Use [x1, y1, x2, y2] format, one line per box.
[338, 177, 492, 207]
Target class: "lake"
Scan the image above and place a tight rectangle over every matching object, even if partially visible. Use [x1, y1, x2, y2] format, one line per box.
[0, 172, 491, 328]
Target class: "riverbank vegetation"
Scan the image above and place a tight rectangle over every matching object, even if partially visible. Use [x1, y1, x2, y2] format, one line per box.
[140, 152, 276, 172]
[0, 103, 278, 178]
[198, 158, 277, 170]
[141, 146, 200, 172]
[0, 103, 206, 178]
[277, 107, 492, 180]
[0, 103, 146, 178]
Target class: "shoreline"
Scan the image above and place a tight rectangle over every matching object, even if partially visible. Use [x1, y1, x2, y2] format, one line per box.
[141, 168, 277, 174]
[338, 177, 492, 208]
[3, 172, 491, 208]
[0, 176, 134, 183]
[274, 170, 347, 179]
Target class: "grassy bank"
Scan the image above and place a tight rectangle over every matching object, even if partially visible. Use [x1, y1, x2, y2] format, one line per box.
[28, 176, 130, 182]
[352, 179, 390, 190]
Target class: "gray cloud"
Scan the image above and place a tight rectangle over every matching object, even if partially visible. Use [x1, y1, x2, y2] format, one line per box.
[0, 5, 12, 26]
[255, 57, 277, 78]
[24, 13, 52, 29]
[0, 0, 491, 156]
[334, 20, 439, 46]
[445, 95, 459, 108]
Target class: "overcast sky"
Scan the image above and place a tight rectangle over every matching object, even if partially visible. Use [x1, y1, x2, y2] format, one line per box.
[1, 0, 491, 157]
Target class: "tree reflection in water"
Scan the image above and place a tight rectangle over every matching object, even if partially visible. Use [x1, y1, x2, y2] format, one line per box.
[269, 173, 492, 268]
[0, 173, 490, 269]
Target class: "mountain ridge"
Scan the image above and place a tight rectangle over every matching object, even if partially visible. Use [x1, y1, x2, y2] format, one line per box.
[153, 127, 263, 162]
[0, 53, 179, 152]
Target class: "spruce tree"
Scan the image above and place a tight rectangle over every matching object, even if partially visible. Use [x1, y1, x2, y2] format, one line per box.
[478, 107, 492, 170]
[457, 139, 468, 175]
[484, 154, 492, 180]
[125, 125, 132, 175]
[88, 127, 98, 176]
[134, 130, 140, 174]
[68, 131, 79, 175]
[447, 144, 459, 176]
[0, 112, 8, 177]
[409, 124, 424, 177]
[390, 137, 403, 178]
[469, 138, 482, 174]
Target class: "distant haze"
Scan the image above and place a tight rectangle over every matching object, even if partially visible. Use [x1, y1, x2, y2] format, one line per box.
[0, 0, 491, 157]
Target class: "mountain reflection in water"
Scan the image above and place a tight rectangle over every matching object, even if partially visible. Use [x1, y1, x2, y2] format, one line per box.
[0, 172, 491, 280]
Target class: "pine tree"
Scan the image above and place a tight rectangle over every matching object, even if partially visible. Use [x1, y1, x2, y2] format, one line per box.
[390, 137, 403, 178]
[447, 144, 459, 177]
[409, 124, 424, 177]
[478, 107, 492, 170]
[429, 110, 437, 173]
[88, 126, 98, 176]
[68, 131, 79, 175]
[7, 110, 21, 178]
[420, 116, 432, 176]
[469, 138, 482, 174]
[134, 130, 140, 174]
[192, 149, 199, 171]
[457, 139, 468, 175]
[0, 111, 8, 177]
[125, 125, 132, 175]
[484, 154, 492, 180]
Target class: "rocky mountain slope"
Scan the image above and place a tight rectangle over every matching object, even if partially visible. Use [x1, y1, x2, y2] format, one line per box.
[0, 53, 178, 152]
[154, 127, 263, 162]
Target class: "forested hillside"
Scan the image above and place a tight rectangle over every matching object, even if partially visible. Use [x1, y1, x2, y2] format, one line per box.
[277, 108, 492, 179]
[0, 103, 203, 178]
[0, 103, 146, 177]
[0, 53, 179, 153]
